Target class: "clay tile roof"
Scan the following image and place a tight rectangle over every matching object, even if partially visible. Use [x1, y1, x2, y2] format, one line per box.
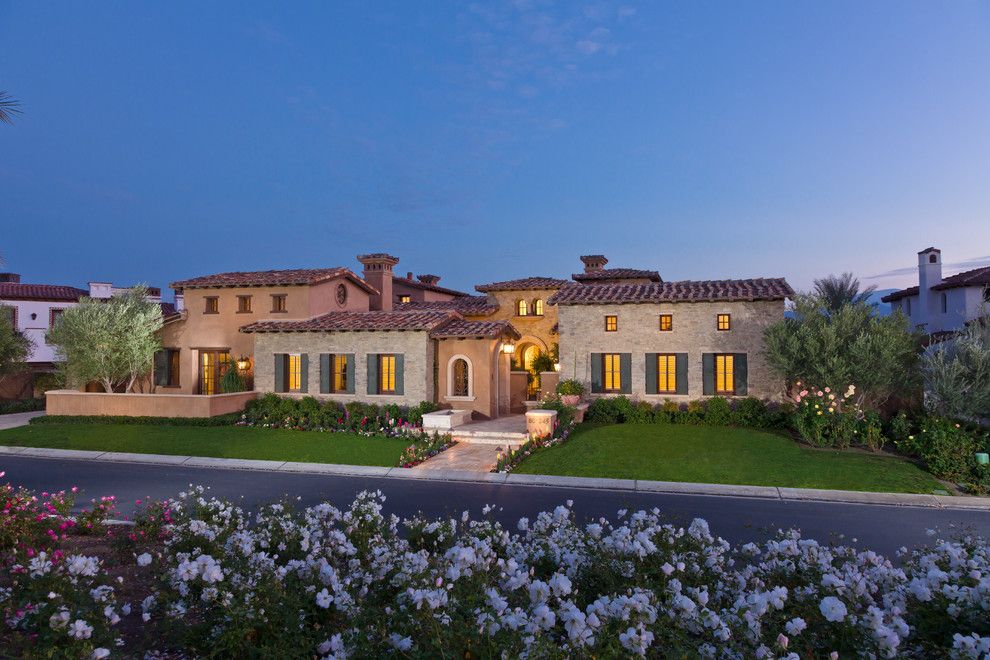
[395, 277, 471, 297]
[240, 310, 455, 333]
[430, 318, 521, 340]
[397, 296, 498, 315]
[571, 268, 662, 283]
[170, 268, 377, 294]
[882, 265, 990, 302]
[548, 278, 794, 305]
[0, 283, 89, 302]
[475, 276, 570, 292]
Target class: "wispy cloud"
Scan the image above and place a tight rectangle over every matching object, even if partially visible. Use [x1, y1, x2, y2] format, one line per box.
[866, 255, 990, 280]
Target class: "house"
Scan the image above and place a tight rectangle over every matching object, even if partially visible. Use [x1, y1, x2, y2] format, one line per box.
[881, 248, 990, 334]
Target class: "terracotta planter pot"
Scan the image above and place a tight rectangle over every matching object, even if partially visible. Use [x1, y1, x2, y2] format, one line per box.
[561, 394, 581, 406]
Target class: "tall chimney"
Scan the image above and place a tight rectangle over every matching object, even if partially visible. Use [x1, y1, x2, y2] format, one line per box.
[417, 274, 440, 285]
[917, 247, 942, 327]
[0, 273, 21, 283]
[580, 255, 608, 273]
[357, 253, 399, 311]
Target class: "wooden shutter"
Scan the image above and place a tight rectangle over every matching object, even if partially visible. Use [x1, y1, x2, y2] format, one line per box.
[619, 353, 632, 394]
[274, 354, 286, 393]
[590, 353, 603, 393]
[702, 353, 715, 395]
[345, 354, 355, 393]
[367, 354, 378, 394]
[734, 353, 748, 396]
[675, 353, 689, 395]
[320, 354, 330, 393]
[154, 350, 168, 387]
[300, 354, 309, 393]
[394, 354, 404, 395]
[645, 353, 658, 394]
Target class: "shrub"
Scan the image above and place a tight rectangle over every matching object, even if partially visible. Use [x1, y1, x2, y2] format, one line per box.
[704, 396, 731, 426]
[219, 363, 246, 393]
[31, 413, 241, 426]
[792, 385, 862, 448]
[556, 379, 585, 396]
[922, 318, 990, 421]
[861, 411, 887, 453]
[907, 416, 983, 483]
[0, 397, 45, 414]
[535, 394, 576, 432]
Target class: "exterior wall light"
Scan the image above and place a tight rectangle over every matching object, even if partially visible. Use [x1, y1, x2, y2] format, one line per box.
[501, 343, 516, 354]
[553, 363, 560, 372]
[236, 357, 251, 371]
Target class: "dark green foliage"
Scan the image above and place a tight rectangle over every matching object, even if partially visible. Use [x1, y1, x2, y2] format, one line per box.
[533, 395, 575, 433]
[243, 394, 439, 433]
[0, 398, 45, 414]
[31, 413, 241, 427]
[896, 415, 989, 484]
[704, 397, 732, 426]
[219, 364, 246, 393]
[584, 396, 789, 431]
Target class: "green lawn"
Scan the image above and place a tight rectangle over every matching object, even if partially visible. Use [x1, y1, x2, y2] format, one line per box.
[0, 424, 409, 466]
[514, 424, 946, 494]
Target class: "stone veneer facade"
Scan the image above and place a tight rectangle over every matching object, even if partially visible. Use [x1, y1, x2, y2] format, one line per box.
[479, 288, 559, 353]
[556, 299, 784, 400]
[252, 330, 435, 406]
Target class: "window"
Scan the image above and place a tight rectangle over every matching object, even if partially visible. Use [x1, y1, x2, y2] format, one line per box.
[204, 297, 219, 314]
[605, 315, 618, 332]
[199, 351, 230, 394]
[715, 354, 735, 394]
[398, 295, 411, 304]
[379, 354, 396, 394]
[452, 358, 469, 397]
[516, 300, 529, 316]
[603, 353, 622, 392]
[656, 354, 676, 393]
[906, 298, 912, 315]
[271, 294, 287, 313]
[929, 253, 938, 264]
[237, 295, 252, 313]
[941, 293, 948, 314]
[659, 314, 672, 332]
[717, 314, 731, 331]
[332, 354, 348, 392]
[154, 349, 180, 388]
[49, 308, 64, 328]
[1, 305, 15, 328]
[287, 354, 302, 392]
[534, 299, 544, 316]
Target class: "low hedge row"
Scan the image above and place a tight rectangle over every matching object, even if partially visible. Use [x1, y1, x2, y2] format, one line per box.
[242, 393, 440, 432]
[30, 413, 242, 427]
[585, 395, 793, 430]
[0, 398, 45, 415]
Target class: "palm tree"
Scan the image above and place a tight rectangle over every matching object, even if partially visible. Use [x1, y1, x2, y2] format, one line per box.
[813, 272, 877, 313]
[0, 92, 22, 124]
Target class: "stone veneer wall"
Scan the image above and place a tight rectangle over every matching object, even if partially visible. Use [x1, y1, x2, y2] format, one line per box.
[253, 330, 435, 406]
[556, 300, 785, 400]
[482, 289, 559, 353]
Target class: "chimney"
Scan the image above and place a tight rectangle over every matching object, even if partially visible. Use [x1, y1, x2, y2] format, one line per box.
[174, 292, 185, 312]
[417, 274, 440, 285]
[580, 255, 608, 273]
[918, 247, 943, 324]
[0, 273, 21, 283]
[88, 282, 113, 299]
[406, 271, 414, 280]
[357, 253, 399, 311]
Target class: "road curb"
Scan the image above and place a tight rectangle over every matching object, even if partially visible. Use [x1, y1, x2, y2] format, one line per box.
[3, 444, 990, 511]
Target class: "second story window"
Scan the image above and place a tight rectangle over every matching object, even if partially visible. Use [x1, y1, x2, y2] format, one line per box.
[271, 294, 287, 313]
[204, 297, 219, 314]
[49, 308, 64, 328]
[659, 314, 672, 332]
[534, 299, 544, 316]
[516, 300, 529, 316]
[237, 295, 252, 313]
[605, 315, 618, 332]
[398, 295, 411, 304]
[717, 314, 731, 331]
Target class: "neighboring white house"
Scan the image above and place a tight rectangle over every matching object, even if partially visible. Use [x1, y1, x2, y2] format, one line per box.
[881, 248, 990, 334]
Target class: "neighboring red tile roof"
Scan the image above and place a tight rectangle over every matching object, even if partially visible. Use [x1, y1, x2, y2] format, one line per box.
[159, 302, 178, 318]
[571, 268, 662, 283]
[394, 277, 471, 297]
[548, 278, 794, 305]
[398, 296, 498, 315]
[430, 319, 520, 340]
[240, 310, 455, 333]
[475, 277, 570, 292]
[171, 268, 377, 294]
[882, 266, 990, 302]
[0, 283, 88, 302]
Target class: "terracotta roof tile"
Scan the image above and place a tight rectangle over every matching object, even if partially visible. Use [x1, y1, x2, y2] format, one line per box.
[398, 296, 498, 315]
[475, 277, 570, 292]
[430, 319, 520, 340]
[394, 277, 471, 297]
[171, 268, 377, 294]
[882, 266, 990, 302]
[571, 268, 662, 283]
[548, 278, 794, 305]
[240, 310, 455, 333]
[0, 283, 89, 302]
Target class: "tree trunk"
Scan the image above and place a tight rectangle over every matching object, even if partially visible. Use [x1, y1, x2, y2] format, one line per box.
[101, 378, 114, 393]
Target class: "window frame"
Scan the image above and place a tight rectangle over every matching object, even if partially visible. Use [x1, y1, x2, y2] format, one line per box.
[716, 314, 731, 331]
[398, 294, 411, 304]
[602, 353, 622, 393]
[155, 348, 181, 388]
[287, 353, 302, 392]
[1, 305, 17, 329]
[448, 356, 472, 398]
[49, 307, 65, 329]
[605, 315, 618, 332]
[659, 314, 672, 332]
[941, 292, 948, 314]
[516, 299, 529, 316]
[204, 297, 219, 314]
[534, 299, 544, 316]
[271, 294, 288, 313]
[236, 295, 253, 313]
[715, 353, 735, 395]
[656, 353, 677, 394]
[331, 354, 348, 393]
[378, 354, 397, 394]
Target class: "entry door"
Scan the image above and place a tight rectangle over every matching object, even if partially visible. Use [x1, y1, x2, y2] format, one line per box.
[199, 351, 231, 394]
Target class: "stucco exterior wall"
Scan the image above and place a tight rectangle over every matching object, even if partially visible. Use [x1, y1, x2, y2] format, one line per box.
[252, 330, 435, 406]
[556, 300, 785, 400]
[46, 389, 258, 417]
[436, 338, 502, 419]
[0, 298, 78, 364]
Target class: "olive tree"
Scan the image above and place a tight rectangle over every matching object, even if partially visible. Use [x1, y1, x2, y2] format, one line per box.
[48, 287, 163, 393]
[0, 305, 32, 388]
[922, 316, 990, 421]
[763, 294, 923, 408]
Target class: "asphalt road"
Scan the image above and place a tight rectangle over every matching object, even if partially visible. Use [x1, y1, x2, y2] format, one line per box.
[4, 455, 989, 556]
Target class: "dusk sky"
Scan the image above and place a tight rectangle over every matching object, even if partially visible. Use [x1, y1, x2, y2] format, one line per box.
[2, 1, 989, 298]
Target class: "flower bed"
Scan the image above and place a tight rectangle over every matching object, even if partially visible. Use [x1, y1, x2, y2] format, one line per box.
[494, 395, 577, 473]
[398, 433, 457, 468]
[3, 479, 989, 657]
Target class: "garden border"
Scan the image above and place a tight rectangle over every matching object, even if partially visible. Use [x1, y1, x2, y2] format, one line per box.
[2, 444, 989, 510]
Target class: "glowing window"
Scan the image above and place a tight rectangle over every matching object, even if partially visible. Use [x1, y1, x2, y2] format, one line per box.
[717, 314, 731, 331]
[379, 354, 396, 394]
[603, 353, 621, 392]
[534, 299, 544, 316]
[398, 295, 411, 304]
[287, 354, 302, 391]
[715, 354, 734, 394]
[659, 314, 672, 332]
[657, 354, 676, 393]
[332, 354, 348, 392]
[452, 358, 469, 397]
[605, 315, 618, 332]
[517, 300, 529, 316]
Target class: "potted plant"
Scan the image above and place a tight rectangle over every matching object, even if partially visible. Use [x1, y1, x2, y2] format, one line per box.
[556, 379, 584, 406]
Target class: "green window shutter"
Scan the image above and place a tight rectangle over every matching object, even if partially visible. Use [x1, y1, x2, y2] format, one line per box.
[345, 354, 355, 393]
[645, 353, 658, 394]
[619, 353, 632, 394]
[675, 353, 689, 395]
[367, 354, 378, 395]
[734, 353, 748, 396]
[154, 350, 168, 386]
[320, 354, 330, 394]
[590, 353, 603, 393]
[300, 354, 309, 393]
[702, 353, 715, 395]
[395, 354, 404, 395]
[274, 354, 286, 393]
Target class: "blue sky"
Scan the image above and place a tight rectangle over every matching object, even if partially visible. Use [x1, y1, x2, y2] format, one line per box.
[2, 1, 989, 297]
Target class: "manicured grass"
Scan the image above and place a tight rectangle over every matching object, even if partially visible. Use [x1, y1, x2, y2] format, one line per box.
[0, 424, 409, 466]
[514, 424, 946, 494]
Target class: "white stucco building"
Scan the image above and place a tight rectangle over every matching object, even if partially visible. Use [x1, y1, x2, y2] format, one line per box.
[881, 248, 990, 334]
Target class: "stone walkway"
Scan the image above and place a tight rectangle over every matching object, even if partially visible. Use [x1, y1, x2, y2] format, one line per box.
[416, 443, 504, 472]
[0, 411, 44, 430]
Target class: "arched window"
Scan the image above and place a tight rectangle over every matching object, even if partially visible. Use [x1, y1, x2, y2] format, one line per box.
[516, 299, 529, 316]
[447, 355, 473, 398]
[534, 299, 544, 316]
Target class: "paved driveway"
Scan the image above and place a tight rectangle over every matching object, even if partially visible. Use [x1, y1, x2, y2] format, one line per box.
[0, 411, 44, 430]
